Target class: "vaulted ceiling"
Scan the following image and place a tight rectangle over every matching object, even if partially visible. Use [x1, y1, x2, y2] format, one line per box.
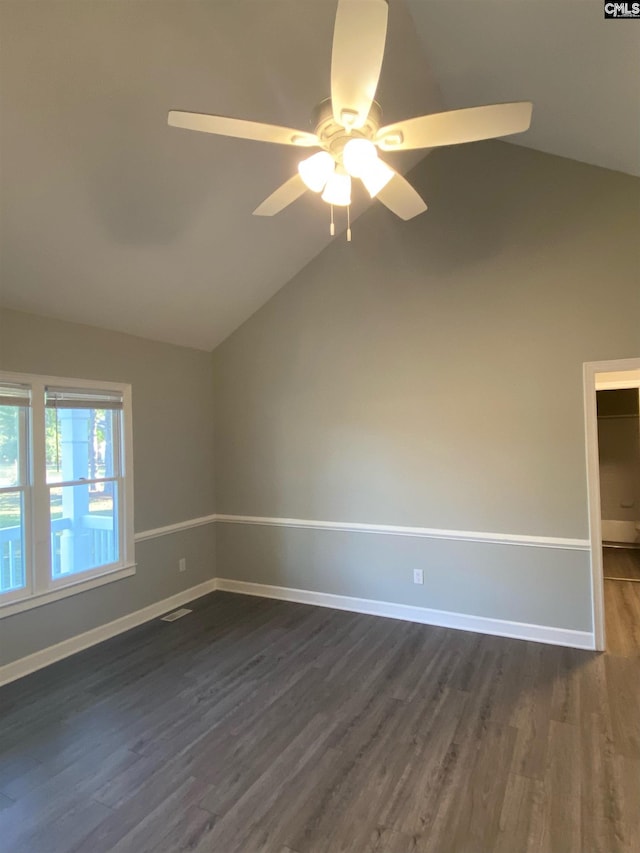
[1, 1, 638, 351]
[408, 0, 640, 178]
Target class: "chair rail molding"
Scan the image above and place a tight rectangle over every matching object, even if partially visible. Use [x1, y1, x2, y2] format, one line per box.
[213, 514, 590, 551]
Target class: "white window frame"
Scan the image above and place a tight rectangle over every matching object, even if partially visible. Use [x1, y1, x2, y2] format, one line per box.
[0, 371, 135, 618]
[0, 395, 32, 606]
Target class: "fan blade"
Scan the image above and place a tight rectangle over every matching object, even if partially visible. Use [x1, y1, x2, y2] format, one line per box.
[331, 0, 388, 130]
[168, 111, 319, 148]
[376, 172, 427, 220]
[253, 174, 308, 216]
[376, 102, 533, 151]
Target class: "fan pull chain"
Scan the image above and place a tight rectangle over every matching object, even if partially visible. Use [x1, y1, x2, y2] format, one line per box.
[329, 205, 335, 236]
[346, 205, 352, 242]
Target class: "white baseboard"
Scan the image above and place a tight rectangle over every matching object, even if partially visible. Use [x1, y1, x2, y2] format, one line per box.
[602, 519, 640, 544]
[0, 579, 218, 688]
[1, 572, 596, 689]
[215, 578, 595, 650]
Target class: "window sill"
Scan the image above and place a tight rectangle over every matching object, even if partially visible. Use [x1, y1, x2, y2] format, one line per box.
[0, 564, 137, 619]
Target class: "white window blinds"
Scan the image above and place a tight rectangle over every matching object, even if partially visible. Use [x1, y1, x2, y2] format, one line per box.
[45, 387, 124, 410]
[0, 383, 31, 407]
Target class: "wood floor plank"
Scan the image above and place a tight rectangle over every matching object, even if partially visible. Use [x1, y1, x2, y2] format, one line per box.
[0, 746, 142, 850]
[0, 750, 41, 790]
[605, 579, 640, 657]
[603, 546, 640, 582]
[0, 791, 15, 812]
[151, 804, 219, 853]
[605, 655, 640, 758]
[420, 720, 518, 853]
[1, 587, 639, 852]
[193, 713, 336, 853]
[373, 686, 468, 837]
[494, 773, 545, 853]
[14, 797, 112, 853]
[538, 720, 582, 853]
[369, 827, 421, 852]
[613, 753, 640, 850]
[580, 711, 626, 853]
[97, 777, 215, 853]
[229, 743, 342, 853]
[283, 697, 419, 853]
[69, 773, 214, 853]
[550, 646, 584, 724]
[508, 643, 555, 780]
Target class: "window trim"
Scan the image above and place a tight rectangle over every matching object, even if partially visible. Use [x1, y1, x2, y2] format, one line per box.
[0, 403, 33, 605]
[0, 371, 135, 619]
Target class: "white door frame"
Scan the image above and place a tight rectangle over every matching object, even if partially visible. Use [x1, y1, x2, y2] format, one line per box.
[583, 357, 640, 651]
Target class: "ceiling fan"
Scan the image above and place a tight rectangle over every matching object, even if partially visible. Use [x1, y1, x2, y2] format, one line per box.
[168, 0, 532, 235]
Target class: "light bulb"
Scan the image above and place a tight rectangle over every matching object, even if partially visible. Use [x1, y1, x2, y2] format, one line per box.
[360, 158, 394, 198]
[342, 138, 378, 178]
[322, 168, 351, 207]
[298, 152, 335, 193]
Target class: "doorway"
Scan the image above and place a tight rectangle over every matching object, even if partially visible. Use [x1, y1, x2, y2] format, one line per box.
[584, 358, 640, 651]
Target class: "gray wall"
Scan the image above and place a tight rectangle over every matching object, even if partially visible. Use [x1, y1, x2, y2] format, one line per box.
[213, 141, 640, 632]
[2, 140, 640, 660]
[0, 308, 216, 664]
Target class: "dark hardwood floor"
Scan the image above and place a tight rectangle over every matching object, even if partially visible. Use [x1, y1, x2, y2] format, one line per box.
[1, 586, 639, 853]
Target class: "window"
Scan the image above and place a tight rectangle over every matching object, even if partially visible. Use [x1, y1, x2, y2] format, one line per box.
[0, 373, 134, 616]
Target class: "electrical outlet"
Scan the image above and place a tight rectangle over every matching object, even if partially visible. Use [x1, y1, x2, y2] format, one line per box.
[413, 569, 424, 585]
[179, 558, 187, 573]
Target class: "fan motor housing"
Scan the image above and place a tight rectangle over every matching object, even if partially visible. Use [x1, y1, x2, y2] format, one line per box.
[313, 98, 382, 163]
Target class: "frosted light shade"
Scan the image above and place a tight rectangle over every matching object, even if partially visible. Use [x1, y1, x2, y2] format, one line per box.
[360, 158, 394, 198]
[322, 170, 352, 206]
[342, 138, 378, 178]
[298, 152, 335, 193]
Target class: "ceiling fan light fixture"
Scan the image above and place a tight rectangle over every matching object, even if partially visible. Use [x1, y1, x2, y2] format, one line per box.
[360, 158, 394, 198]
[321, 168, 352, 206]
[298, 151, 335, 192]
[342, 138, 377, 178]
[169, 0, 531, 226]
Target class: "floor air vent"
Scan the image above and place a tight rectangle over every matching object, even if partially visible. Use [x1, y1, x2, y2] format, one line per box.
[161, 608, 192, 622]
